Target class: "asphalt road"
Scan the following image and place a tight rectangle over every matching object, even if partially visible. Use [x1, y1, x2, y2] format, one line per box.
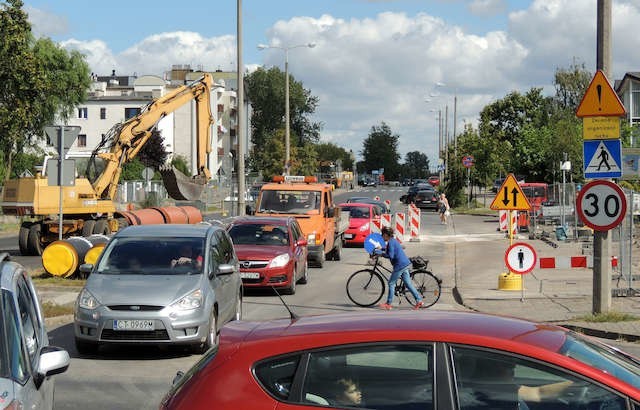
[3, 186, 639, 409]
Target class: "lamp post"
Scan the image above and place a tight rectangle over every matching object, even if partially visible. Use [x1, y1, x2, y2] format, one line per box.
[257, 42, 316, 174]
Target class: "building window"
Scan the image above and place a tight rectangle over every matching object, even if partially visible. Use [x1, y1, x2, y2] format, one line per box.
[100, 108, 106, 119]
[77, 134, 87, 147]
[78, 107, 88, 119]
[124, 107, 140, 119]
[217, 104, 224, 113]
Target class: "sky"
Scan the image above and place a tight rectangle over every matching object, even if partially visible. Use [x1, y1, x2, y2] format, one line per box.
[20, 0, 640, 168]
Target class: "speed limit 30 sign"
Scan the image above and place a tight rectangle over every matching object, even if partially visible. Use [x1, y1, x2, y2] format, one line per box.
[576, 180, 627, 231]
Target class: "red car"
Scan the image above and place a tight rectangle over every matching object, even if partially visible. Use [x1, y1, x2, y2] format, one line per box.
[227, 216, 308, 294]
[161, 310, 640, 409]
[428, 175, 440, 186]
[339, 202, 381, 246]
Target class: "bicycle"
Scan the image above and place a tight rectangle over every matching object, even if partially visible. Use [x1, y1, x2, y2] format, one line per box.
[346, 255, 442, 308]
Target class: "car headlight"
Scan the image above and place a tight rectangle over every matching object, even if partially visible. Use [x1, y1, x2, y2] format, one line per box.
[77, 288, 100, 310]
[359, 223, 370, 232]
[170, 289, 202, 311]
[269, 253, 291, 268]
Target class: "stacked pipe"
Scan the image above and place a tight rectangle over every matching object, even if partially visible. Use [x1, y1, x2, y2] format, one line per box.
[41, 205, 203, 278]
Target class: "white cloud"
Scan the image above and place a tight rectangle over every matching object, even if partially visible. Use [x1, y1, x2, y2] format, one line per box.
[25, 5, 67, 38]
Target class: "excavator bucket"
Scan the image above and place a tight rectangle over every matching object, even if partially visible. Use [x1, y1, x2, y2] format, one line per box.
[160, 165, 206, 201]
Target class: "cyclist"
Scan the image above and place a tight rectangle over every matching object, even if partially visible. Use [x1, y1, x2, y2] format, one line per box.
[373, 227, 424, 310]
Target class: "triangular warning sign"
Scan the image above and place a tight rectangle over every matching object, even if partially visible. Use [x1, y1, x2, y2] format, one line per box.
[576, 70, 626, 117]
[490, 174, 532, 211]
[585, 141, 621, 173]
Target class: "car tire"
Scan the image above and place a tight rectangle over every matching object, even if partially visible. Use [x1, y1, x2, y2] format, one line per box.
[75, 338, 99, 355]
[298, 261, 309, 284]
[195, 310, 219, 354]
[285, 271, 297, 295]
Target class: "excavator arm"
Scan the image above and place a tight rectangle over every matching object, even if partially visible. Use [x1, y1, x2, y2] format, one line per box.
[91, 74, 215, 201]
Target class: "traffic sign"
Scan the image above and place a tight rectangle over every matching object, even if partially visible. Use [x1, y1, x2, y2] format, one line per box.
[462, 155, 474, 168]
[576, 180, 627, 231]
[504, 242, 537, 274]
[583, 116, 620, 140]
[583, 139, 622, 179]
[363, 232, 385, 255]
[489, 173, 532, 211]
[576, 70, 626, 117]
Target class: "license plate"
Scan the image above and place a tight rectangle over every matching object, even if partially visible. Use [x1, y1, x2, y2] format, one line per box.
[344, 234, 354, 239]
[113, 320, 154, 331]
[241, 272, 260, 279]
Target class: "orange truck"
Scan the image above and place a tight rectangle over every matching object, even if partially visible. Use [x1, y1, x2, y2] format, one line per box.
[254, 176, 349, 268]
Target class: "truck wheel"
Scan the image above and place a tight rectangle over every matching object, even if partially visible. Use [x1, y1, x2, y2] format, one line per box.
[18, 223, 32, 256]
[93, 219, 111, 235]
[316, 251, 325, 268]
[27, 223, 44, 256]
[82, 220, 95, 237]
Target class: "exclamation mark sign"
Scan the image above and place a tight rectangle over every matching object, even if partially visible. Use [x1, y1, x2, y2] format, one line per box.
[597, 84, 602, 111]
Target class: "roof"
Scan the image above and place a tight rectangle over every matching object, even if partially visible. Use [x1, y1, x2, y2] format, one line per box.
[228, 216, 293, 226]
[115, 223, 216, 238]
[222, 310, 567, 353]
[260, 182, 332, 191]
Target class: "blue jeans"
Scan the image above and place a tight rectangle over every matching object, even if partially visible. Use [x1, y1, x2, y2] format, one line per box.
[387, 265, 423, 304]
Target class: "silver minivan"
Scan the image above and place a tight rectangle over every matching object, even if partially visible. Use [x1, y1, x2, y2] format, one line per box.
[0, 252, 70, 409]
[74, 223, 243, 354]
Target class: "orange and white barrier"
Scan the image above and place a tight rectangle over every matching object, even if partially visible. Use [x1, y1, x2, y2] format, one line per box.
[510, 211, 517, 237]
[394, 212, 405, 243]
[408, 205, 421, 242]
[499, 210, 508, 231]
[381, 213, 392, 228]
[370, 218, 381, 233]
[538, 255, 618, 269]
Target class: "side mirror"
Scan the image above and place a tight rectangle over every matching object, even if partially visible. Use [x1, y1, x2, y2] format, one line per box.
[217, 263, 235, 276]
[79, 263, 93, 274]
[326, 207, 335, 218]
[34, 346, 70, 389]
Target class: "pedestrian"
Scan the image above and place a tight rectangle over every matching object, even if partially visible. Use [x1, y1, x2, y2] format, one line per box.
[373, 227, 424, 310]
[438, 193, 450, 224]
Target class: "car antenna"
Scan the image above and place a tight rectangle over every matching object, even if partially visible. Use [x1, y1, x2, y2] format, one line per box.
[271, 286, 299, 321]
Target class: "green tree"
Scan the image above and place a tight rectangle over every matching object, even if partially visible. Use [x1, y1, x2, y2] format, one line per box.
[404, 151, 430, 179]
[553, 60, 591, 113]
[120, 129, 168, 180]
[361, 122, 401, 179]
[0, 0, 91, 181]
[246, 66, 322, 174]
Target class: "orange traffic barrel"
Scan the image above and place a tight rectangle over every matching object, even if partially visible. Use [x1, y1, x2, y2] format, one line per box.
[42, 236, 93, 278]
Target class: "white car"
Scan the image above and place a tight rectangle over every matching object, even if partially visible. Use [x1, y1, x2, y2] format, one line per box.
[0, 252, 70, 409]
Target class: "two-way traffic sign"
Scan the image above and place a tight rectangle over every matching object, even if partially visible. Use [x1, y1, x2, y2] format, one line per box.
[489, 173, 532, 211]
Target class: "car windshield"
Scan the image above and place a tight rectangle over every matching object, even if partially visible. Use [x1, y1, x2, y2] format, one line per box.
[96, 237, 205, 275]
[229, 223, 289, 246]
[259, 190, 320, 215]
[342, 206, 371, 219]
[560, 331, 640, 388]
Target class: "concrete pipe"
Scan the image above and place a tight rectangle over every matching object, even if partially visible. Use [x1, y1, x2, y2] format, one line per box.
[126, 208, 165, 225]
[42, 236, 93, 278]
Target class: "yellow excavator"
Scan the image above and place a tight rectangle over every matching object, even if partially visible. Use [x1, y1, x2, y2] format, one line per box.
[1, 73, 216, 255]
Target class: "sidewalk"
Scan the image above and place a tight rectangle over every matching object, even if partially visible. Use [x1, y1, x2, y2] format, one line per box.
[449, 218, 640, 342]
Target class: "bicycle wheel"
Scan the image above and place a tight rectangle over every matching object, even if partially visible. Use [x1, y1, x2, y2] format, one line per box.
[346, 269, 386, 307]
[405, 270, 441, 308]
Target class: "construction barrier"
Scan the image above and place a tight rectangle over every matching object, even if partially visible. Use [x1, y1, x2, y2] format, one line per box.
[381, 213, 392, 228]
[510, 211, 517, 237]
[499, 210, 508, 231]
[370, 218, 381, 233]
[394, 212, 405, 243]
[408, 204, 420, 242]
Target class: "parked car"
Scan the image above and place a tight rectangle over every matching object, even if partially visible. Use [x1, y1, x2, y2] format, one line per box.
[427, 175, 440, 187]
[492, 177, 506, 193]
[414, 188, 440, 210]
[339, 202, 382, 246]
[161, 310, 640, 409]
[74, 223, 243, 354]
[345, 196, 391, 214]
[0, 252, 70, 410]
[227, 216, 308, 295]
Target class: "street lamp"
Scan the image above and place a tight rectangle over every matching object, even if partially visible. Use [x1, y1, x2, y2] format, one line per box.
[257, 42, 316, 174]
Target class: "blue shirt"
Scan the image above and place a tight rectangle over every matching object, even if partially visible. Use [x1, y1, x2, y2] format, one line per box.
[376, 237, 411, 272]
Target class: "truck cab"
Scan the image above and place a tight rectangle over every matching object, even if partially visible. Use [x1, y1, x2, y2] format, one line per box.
[254, 176, 347, 268]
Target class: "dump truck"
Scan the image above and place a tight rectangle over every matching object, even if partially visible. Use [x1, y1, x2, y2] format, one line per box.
[1, 74, 216, 255]
[254, 175, 349, 268]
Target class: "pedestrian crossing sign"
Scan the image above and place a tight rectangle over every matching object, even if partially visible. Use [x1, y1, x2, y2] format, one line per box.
[583, 139, 622, 179]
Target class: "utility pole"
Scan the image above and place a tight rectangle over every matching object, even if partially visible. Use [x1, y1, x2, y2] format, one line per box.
[593, 0, 612, 314]
[237, 0, 246, 215]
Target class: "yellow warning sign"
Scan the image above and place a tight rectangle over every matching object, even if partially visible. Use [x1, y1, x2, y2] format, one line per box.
[490, 174, 532, 211]
[583, 116, 620, 140]
[576, 70, 626, 118]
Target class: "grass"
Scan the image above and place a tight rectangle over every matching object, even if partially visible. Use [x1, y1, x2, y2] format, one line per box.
[574, 311, 640, 322]
[32, 272, 86, 287]
[0, 222, 20, 234]
[40, 301, 75, 318]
